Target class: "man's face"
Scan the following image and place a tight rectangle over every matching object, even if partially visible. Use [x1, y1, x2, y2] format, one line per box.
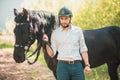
[59, 16, 71, 28]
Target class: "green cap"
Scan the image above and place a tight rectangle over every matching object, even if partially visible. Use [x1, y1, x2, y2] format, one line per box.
[58, 6, 72, 17]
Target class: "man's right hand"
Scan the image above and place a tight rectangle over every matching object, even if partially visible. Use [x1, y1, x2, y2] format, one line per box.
[42, 34, 49, 42]
[42, 34, 54, 57]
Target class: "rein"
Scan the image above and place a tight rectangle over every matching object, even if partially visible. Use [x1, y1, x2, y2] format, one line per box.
[26, 43, 41, 64]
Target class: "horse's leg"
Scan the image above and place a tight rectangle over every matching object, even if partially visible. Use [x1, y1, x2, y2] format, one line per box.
[42, 47, 57, 79]
[107, 61, 119, 80]
[52, 71, 57, 79]
[45, 56, 57, 79]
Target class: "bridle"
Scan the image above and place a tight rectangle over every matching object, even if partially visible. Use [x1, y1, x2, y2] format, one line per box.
[14, 22, 35, 52]
[14, 22, 41, 64]
[14, 12, 52, 64]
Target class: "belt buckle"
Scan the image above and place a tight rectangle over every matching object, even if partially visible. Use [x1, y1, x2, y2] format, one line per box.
[69, 61, 74, 64]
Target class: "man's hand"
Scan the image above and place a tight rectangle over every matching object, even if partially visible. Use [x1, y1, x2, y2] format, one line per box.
[42, 34, 54, 57]
[42, 34, 49, 42]
[84, 66, 91, 74]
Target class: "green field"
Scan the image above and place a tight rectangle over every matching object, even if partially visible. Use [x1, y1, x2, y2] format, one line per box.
[0, 40, 13, 48]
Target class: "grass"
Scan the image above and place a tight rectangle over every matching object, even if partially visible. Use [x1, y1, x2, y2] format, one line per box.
[38, 52, 47, 65]
[85, 64, 110, 80]
[27, 52, 47, 66]
[26, 48, 47, 66]
[31, 70, 39, 79]
[0, 39, 14, 48]
[0, 42, 13, 48]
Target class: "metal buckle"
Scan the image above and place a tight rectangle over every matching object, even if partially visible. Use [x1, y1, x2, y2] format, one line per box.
[69, 61, 74, 64]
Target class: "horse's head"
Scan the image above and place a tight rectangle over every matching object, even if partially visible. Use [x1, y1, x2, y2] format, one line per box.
[13, 8, 36, 63]
[13, 8, 56, 63]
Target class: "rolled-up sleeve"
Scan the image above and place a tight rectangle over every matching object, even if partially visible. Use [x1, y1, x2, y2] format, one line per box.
[79, 29, 88, 53]
[51, 31, 57, 56]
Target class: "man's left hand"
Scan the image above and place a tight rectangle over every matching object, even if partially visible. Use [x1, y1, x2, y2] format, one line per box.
[84, 66, 91, 74]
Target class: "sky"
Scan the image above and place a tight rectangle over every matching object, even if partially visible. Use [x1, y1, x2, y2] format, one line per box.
[0, 0, 22, 31]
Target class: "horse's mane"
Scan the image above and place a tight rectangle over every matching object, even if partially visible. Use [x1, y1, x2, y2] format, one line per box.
[28, 10, 58, 35]
[14, 8, 59, 35]
[30, 10, 55, 26]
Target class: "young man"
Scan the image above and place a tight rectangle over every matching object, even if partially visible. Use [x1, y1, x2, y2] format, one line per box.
[43, 6, 91, 80]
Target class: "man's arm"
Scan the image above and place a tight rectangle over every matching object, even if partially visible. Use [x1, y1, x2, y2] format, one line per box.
[81, 51, 90, 67]
[43, 34, 56, 58]
[79, 28, 91, 74]
[81, 51, 91, 74]
[45, 43, 54, 57]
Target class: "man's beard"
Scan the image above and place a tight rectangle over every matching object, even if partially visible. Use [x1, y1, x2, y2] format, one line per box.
[61, 23, 70, 28]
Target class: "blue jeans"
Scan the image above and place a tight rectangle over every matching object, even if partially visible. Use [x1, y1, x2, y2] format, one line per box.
[56, 61, 85, 80]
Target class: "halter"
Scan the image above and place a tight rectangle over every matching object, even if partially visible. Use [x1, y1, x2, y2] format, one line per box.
[14, 40, 31, 52]
[14, 22, 42, 64]
[14, 11, 54, 64]
[14, 22, 34, 52]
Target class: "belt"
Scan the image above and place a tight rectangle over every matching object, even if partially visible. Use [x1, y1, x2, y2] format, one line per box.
[58, 60, 81, 64]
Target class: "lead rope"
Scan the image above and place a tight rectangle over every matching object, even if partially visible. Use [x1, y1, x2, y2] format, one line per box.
[25, 36, 41, 65]
[26, 25, 50, 64]
[26, 43, 41, 65]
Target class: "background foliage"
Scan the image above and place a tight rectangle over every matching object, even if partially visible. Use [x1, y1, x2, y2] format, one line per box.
[6, 0, 120, 34]
[73, 0, 120, 30]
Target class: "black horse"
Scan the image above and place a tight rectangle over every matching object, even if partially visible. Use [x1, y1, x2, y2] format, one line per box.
[13, 8, 58, 77]
[13, 8, 120, 80]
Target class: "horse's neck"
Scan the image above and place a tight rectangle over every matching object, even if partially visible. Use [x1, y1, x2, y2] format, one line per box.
[54, 16, 59, 29]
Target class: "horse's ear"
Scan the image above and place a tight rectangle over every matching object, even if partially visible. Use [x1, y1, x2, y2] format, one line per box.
[14, 8, 19, 16]
[23, 8, 29, 21]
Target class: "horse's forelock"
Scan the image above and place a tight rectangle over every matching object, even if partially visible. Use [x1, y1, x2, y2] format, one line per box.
[15, 12, 28, 23]
[14, 25, 29, 38]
